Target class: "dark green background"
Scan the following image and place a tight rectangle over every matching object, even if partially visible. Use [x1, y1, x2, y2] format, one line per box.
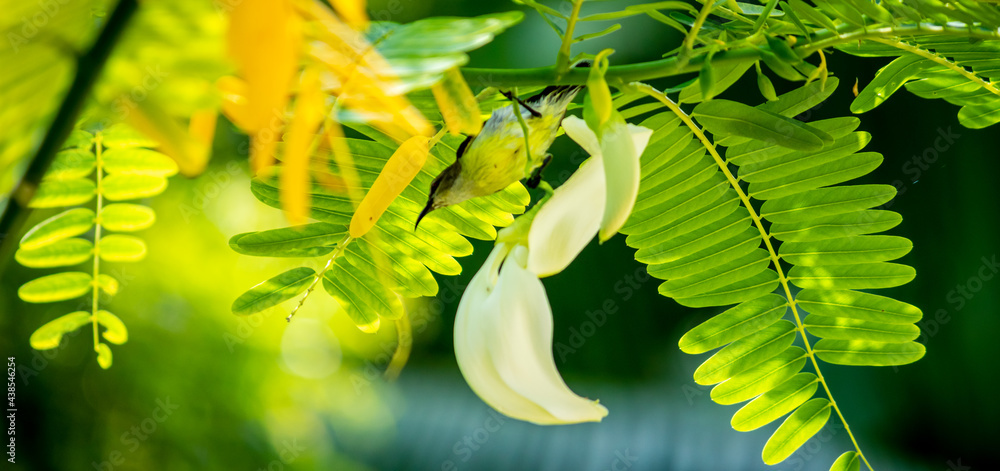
[1, 0, 996, 470]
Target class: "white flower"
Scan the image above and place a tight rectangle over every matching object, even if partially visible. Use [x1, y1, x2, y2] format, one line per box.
[454, 241, 608, 425]
[528, 115, 653, 277]
[453, 114, 651, 425]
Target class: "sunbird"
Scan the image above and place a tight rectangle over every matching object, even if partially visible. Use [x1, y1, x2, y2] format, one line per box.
[417, 66, 589, 228]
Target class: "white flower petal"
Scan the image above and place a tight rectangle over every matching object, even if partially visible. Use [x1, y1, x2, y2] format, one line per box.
[598, 120, 653, 241]
[527, 156, 604, 277]
[454, 244, 559, 422]
[486, 246, 608, 424]
[561, 116, 601, 157]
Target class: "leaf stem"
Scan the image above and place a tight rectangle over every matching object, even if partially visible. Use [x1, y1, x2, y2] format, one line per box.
[631, 83, 874, 471]
[751, 0, 780, 34]
[556, 0, 585, 76]
[868, 37, 1000, 98]
[683, 0, 717, 60]
[288, 233, 353, 321]
[0, 0, 138, 275]
[91, 133, 105, 354]
[460, 22, 1000, 88]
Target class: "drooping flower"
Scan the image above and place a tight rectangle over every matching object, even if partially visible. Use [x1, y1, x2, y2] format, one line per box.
[455, 233, 609, 425]
[527, 115, 653, 277]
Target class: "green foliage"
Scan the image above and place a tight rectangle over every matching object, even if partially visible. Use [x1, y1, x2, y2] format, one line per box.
[618, 79, 924, 467]
[233, 132, 528, 329]
[14, 126, 175, 368]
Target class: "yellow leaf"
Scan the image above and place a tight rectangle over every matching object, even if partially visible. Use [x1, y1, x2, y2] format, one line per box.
[431, 67, 482, 136]
[331, 0, 368, 30]
[350, 135, 429, 238]
[217, 75, 253, 131]
[281, 67, 327, 225]
[227, 0, 302, 133]
[125, 99, 213, 177]
[298, 0, 433, 141]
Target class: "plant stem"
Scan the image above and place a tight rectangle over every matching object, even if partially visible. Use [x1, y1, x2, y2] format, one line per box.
[632, 83, 874, 471]
[460, 21, 1000, 88]
[0, 0, 138, 275]
[556, 0, 585, 75]
[683, 0, 717, 59]
[868, 37, 1000, 98]
[91, 133, 105, 353]
[752, 0, 780, 34]
[288, 234, 353, 321]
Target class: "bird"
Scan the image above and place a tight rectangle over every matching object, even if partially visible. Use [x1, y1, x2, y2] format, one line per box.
[416, 65, 589, 228]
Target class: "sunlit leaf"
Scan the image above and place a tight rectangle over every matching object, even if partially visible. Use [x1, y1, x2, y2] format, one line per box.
[431, 67, 482, 136]
[789, 263, 915, 289]
[232, 267, 316, 315]
[96, 342, 113, 369]
[796, 289, 923, 324]
[813, 339, 926, 366]
[230, 223, 346, 256]
[830, 451, 861, 471]
[101, 174, 168, 200]
[679, 294, 787, 354]
[762, 398, 832, 465]
[761, 185, 896, 224]
[15, 238, 93, 268]
[29, 312, 91, 350]
[804, 314, 920, 342]
[102, 147, 179, 176]
[29, 179, 96, 208]
[693, 320, 797, 385]
[99, 234, 147, 262]
[322, 257, 402, 332]
[693, 99, 829, 151]
[18, 272, 93, 303]
[46, 149, 96, 180]
[96, 310, 128, 345]
[19, 208, 95, 250]
[99, 204, 156, 232]
[350, 135, 430, 238]
[732, 373, 819, 431]
[711, 346, 808, 405]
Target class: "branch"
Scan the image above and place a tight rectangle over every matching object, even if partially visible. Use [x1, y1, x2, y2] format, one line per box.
[0, 0, 139, 275]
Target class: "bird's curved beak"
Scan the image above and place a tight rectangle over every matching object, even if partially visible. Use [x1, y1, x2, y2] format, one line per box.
[415, 198, 435, 230]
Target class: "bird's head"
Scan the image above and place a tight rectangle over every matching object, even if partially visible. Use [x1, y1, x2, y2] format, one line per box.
[416, 160, 472, 228]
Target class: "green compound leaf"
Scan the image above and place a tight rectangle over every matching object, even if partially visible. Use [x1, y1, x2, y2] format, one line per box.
[101, 174, 169, 200]
[230, 223, 346, 257]
[322, 257, 404, 333]
[804, 314, 921, 342]
[796, 289, 923, 324]
[19, 208, 95, 250]
[46, 149, 96, 180]
[98, 235, 147, 262]
[18, 272, 93, 303]
[15, 238, 93, 268]
[830, 451, 861, 471]
[788, 263, 915, 290]
[692, 99, 829, 151]
[29, 312, 92, 350]
[732, 372, 819, 432]
[99, 204, 156, 232]
[96, 342, 113, 369]
[102, 147, 179, 176]
[28, 179, 96, 208]
[762, 398, 832, 465]
[813, 339, 926, 366]
[231, 267, 316, 316]
[693, 320, 797, 385]
[679, 294, 788, 354]
[711, 346, 808, 405]
[96, 310, 128, 345]
[779, 235, 912, 266]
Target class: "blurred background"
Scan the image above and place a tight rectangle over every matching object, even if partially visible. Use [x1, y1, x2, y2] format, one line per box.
[1, 0, 997, 470]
